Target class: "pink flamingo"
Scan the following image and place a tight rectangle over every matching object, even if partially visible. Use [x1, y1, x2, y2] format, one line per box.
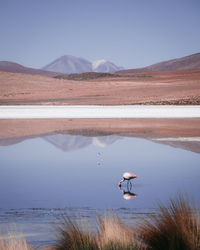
[118, 172, 137, 188]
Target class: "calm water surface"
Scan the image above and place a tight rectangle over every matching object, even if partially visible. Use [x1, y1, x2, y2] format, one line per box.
[0, 133, 200, 247]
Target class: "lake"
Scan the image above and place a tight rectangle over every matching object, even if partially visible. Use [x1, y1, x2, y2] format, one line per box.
[0, 121, 200, 248]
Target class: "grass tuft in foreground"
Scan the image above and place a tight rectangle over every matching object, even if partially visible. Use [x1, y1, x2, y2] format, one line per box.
[0, 233, 32, 250]
[54, 216, 98, 250]
[54, 214, 140, 250]
[97, 214, 140, 250]
[138, 195, 200, 250]
[54, 196, 200, 250]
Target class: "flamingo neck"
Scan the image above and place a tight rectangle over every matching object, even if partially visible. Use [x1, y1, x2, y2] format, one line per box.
[118, 179, 124, 186]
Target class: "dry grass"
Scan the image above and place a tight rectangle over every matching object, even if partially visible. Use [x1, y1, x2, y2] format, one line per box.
[53, 214, 140, 250]
[97, 214, 140, 249]
[98, 215, 132, 244]
[53, 216, 98, 250]
[53, 196, 200, 250]
[138, 195, 200, 250]
[0, 233, 32, 250]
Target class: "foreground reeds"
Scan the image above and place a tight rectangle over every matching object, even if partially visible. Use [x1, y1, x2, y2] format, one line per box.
[54, 196, 200, 250]
[0, 233, 32, 250]
[138, 196, 200, 250]
[54, 216, 98, 250]
[53, 214, 140, 250]
[97, 215, 141, 250]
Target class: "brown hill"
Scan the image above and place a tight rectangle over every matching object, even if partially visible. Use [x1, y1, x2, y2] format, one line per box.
[118, 53, 200, 73]
[0, 61, 58, 77]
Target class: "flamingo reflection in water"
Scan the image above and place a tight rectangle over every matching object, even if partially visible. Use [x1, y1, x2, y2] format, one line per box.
[118, 172, 137, 200]
[120, 189, 137, 200]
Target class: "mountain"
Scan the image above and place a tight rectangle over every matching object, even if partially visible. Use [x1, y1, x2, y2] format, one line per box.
[118, 53, 200, 73]
[0, 61, 57, 77]
[42, 55, 123, 74]
[92, 59, 123, 72]
[42, 55, 93, 74]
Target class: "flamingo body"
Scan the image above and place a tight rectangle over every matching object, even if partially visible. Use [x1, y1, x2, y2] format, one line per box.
[123, 172, 137, 180]
[118, 172, 137, 187]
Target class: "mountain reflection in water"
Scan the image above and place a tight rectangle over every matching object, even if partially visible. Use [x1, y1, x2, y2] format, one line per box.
[43, 134, 122, 152]
[0, 132, 200, 154]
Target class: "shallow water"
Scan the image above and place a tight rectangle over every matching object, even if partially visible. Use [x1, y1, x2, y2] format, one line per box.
[0, 132, 200, 247]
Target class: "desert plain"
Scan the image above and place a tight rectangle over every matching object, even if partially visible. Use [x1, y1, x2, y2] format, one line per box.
[0, 69, 200, 105]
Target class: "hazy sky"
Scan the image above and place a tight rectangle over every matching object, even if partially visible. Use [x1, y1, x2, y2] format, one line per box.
[0, 0, 200, 69]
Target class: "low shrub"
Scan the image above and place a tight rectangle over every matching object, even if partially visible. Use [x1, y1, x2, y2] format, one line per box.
[138, 195, 200, 250]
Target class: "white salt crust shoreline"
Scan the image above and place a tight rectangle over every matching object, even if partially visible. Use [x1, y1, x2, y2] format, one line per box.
[0, 105, 200, 119]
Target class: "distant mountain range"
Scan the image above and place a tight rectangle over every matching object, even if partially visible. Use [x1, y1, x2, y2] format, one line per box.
[42, 55, 123, 74]
[0, 53, 199, 76]
[118, 53, 200, 73]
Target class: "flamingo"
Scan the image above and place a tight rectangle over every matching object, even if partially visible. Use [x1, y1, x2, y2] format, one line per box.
[118, 172, 137, 188]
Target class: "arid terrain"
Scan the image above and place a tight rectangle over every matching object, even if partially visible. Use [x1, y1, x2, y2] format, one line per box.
[0, 69, 200, 105]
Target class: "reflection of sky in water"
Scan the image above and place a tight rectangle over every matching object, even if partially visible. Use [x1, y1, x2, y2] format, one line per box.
[0, 134, 200, 210]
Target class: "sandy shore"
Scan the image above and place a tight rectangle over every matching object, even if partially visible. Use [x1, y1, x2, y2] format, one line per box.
[0, 69, 200, 105]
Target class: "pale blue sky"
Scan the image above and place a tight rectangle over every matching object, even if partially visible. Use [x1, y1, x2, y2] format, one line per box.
[0, 0, 200, 69]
